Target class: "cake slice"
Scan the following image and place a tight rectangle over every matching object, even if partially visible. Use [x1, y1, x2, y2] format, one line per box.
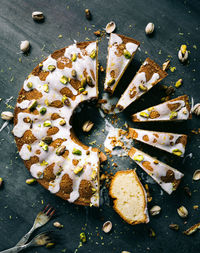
[104, 33, 140, 95]
[127, 128, 187, 157]
[116, 58, 167, 111]
[109, 170, 149, 225]
[132, 95, 191, 122]
[128, 147, 184, 194]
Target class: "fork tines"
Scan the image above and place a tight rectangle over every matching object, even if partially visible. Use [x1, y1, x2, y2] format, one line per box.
[43, 204, 55, 217]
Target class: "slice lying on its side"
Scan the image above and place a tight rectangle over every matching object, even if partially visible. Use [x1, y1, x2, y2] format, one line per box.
[109, 170, 149, 225]
[127, 128, 187, 157]
[104, 33, 140, 95]
[116, 58, 167, 111]
[128, 147, 184, 194]
[132, 95, 191, 122]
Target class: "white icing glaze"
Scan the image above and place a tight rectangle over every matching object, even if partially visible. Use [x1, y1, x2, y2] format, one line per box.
[13, 41, 100, 206]
[100, 92, 120, 115]
[128, 128, 186, 157]
[104, 33, 139, 91]
[117, 58, 161, 110]
[129, 147, 184, 194]
[133, 96, 190, 121]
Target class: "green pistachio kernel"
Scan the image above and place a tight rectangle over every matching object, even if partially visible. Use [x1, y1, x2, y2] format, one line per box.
[26, 178, 36, 185]
[40, 160, 48, 166]
[90, 49, 96, 59]
[74, 166, 83, 175]
[39, 141, 48, 151]
[71, 69, 77, 77]
[62, 95, 71, 106]
[139, 112, 149, 118]
[39, 63, 43, 68]
[40, 107, 47, 115]
[172, 149, 183, 156]
[27, 82, 33, 89]
[60, 75, 69, 84]
[81, 77, 87, 88]
[80, 232, 87, 243]
[56, 145, 66, 156]
[43, 83, 49, 92]
[107, 78, 115, 87]
[28, 99, 38, 111]
[27, 145, 32, 152]
[133, 155, 144, 162]
[43, 120, 52, 127]
[59, 119, 66, 126]
[72, 148, 82, 155]
[42, 136, 53, 145]
[86, 75, 94, 87]
[123, 49, 131, 59]
[139, 83, 148, 91]
[79, 87, 85, 93]
[48, 65, 56, 72]
[71, 53, 77, 62]
[82, 90, 88, 95]
[169, 111, 178, 120]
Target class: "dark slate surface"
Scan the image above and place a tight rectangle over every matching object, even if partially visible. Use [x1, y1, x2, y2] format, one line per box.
[0, 0, 200, 252]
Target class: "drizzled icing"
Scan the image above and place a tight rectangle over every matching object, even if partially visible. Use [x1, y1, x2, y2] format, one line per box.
[104, 33, 139, 92]
[133, 95, 190, 122]
[128, 128, 187, 157]
[129, 147, 184, 194]
[117, 58, 163, 110]
[13, 41, 100, 206]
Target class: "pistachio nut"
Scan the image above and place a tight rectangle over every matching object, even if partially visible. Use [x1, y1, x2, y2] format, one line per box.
[20, 40, 30, 53]
[53, 221, 64, 228]
[139, 112, 149, 118]
[105, 21, 116, 34]
[27, 82, 33, 89]
[90, 49, 96, 59]
[80, 232, 87, 243]
[39, 141, 48, 151]
[28, 100, 37, 111]
[43, 84, 49, 92]
[60, 75, 69, 84]
[48, 65, 56, 72]
[107, 78, 115, 87]
[72, 148, 82, 155]
[42, 136, 53, 145]
[82, 120, 94, 132]
[86, 75, 94, 87]
[40, 107, 47, 115]
[192, 170, 200, 181]
[43, 120, 51, 127]
[32, 11, 44, 21]
[71, 69, 77, 77]
[150, 205, 161, 216]
[191, 103, 200, 116]
[123, 49, 131, 59]
[102, 221, 112, 233]
[169, 111, 178, 120]
[26, 178, 36, 185]
[139, 83, 148, 91]
[62, 95, 71, 106]
[0, 177, 3, 188]
[178, 48, 188, 63]
[71, 53, 77, 62]
[183, 222, 200, 235]
[79, 87, 85, 93]
[85, 9, 91, 20]
[169, 224, 179, 231]
[175, 79, 183, 88]
[82, 90, 88, 95]
[145, 22, 155, 35]
[177, 206, 188, 218]
[1, 111, 14, 121]
[172, 149, 182, 156]
[59, 119, 66, 126]
[81, 77, 87, 88]
[27, 145, 32, 152]
[181, 45, 187, 55]
[56, 145, 66, 156]
[162, 60, 170, 71]
[133, 155, 144, 162]
[73, 166, 83, 175]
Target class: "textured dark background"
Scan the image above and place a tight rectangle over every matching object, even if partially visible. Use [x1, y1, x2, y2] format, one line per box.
[0, 0, 200, 252]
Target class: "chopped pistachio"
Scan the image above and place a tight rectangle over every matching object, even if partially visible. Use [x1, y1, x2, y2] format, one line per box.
[56, 145, 66, 156]
[74, 166, 83, 175]
[107, 78, 115, 87]
[42, 136, 53, 145]
[72, 148, 82, 155]
[172, 149, 182, 156]
[139, 83, 148, 91]
[48, 65, 56, 72]
[39, 63, 43, 68]
[39, 141, 48, 151]
[82, 90, 88, 95]
[169, 224, 179, 231]
[27, 145, 32, 152]
[71, 69, 77, 77]
[181, 45, 187, 55]
[90, 49, 96, 59]
[43, 84, 49, 92]
[85, 8, 91, 20]
[60, 75, 69, 84]
[71, 53, 77, 62]
[123, 49, 131, 59]
[46, 243, 55, 248]
[43, 120, 52, 127]
[28, 100, 37, 111]
[169, 111, 178, 120]
[175, 79, 183, 88]
[53, 221, 64, 228]
[80, 232, 86, 243]
[40, 107, 47, 115]
[81, 77, 87, 88]
[139, 112, 149, 118]
[26, 178, 36, 185]
[44, 99, 49, 106]
[79, 87, 85, 93]
[133, 155, 144, 162]
[59, 119, 66, 126]
[40, 160, 48, 166]
[0, 178, 3, 188]
[27, 82, 33, 89]
[62, 95, 71, 106]
[86, 75, 94, 87]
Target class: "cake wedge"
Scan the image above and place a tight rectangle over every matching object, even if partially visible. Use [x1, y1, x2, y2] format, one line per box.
[132, 95, 191, 122]
[128, 147, 184, 194]
[127, 128, 187, 157]
[109, 170, 149, 225]
[116, 58, 167, 111]
[104, 33, 140, 95]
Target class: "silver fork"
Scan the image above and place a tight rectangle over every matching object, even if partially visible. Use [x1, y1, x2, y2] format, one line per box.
[0, 231, 52, 253]
[16, 204, 55, 246]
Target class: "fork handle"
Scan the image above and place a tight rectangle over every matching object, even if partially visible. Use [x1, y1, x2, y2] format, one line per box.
[0, 244, 28, 253]
[15, 226, 35, 246]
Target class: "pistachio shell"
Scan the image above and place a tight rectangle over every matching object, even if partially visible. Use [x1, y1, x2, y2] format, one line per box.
[82, 121, 94, 132]
[183, 222, 200, 235]
[102, 221, 112, 233]
[169, 224, 179, 231]
[193, 170, 200, 181]
[178, 49, 188, 62]
[32, 11, 44, 21]
[177, 206, 188, 218]
[53, 221, 63, 228]
[56, 145, 66, 156]
[162, 60, 170, 71]
[105, 21, 116, 34]
[20, 40, 30, 53]
[145, 22, 155, 35]
[150, 205, 161, 216]
[1, 111, 14, 121]
[191, 103, 200, 116]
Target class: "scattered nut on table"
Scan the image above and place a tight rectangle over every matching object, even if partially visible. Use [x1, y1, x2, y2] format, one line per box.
[102, 221, 112, 233]
[106, 21, 116, 34]
[175, 78, 183, 88]
[192, 170, 200, 180]
[150, 205, 161, 216]
[82, 120, 94, 132]
[1, 111, 14, 121]
[178, 44, 188, 62]
[191, 103, 200, 116]
[177, 206, 188, 218]
[26, 178, 36, 185]
[162, 60, 170, 71]
[32, 11, 44, 21]
[20, 40, 30, 53]
[169, 224, 179, 231]
[145, 22, 154, 35]
[53, 221, 63, 228]
[0, 177, 3, 188]
[85, 9, 91, 20]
